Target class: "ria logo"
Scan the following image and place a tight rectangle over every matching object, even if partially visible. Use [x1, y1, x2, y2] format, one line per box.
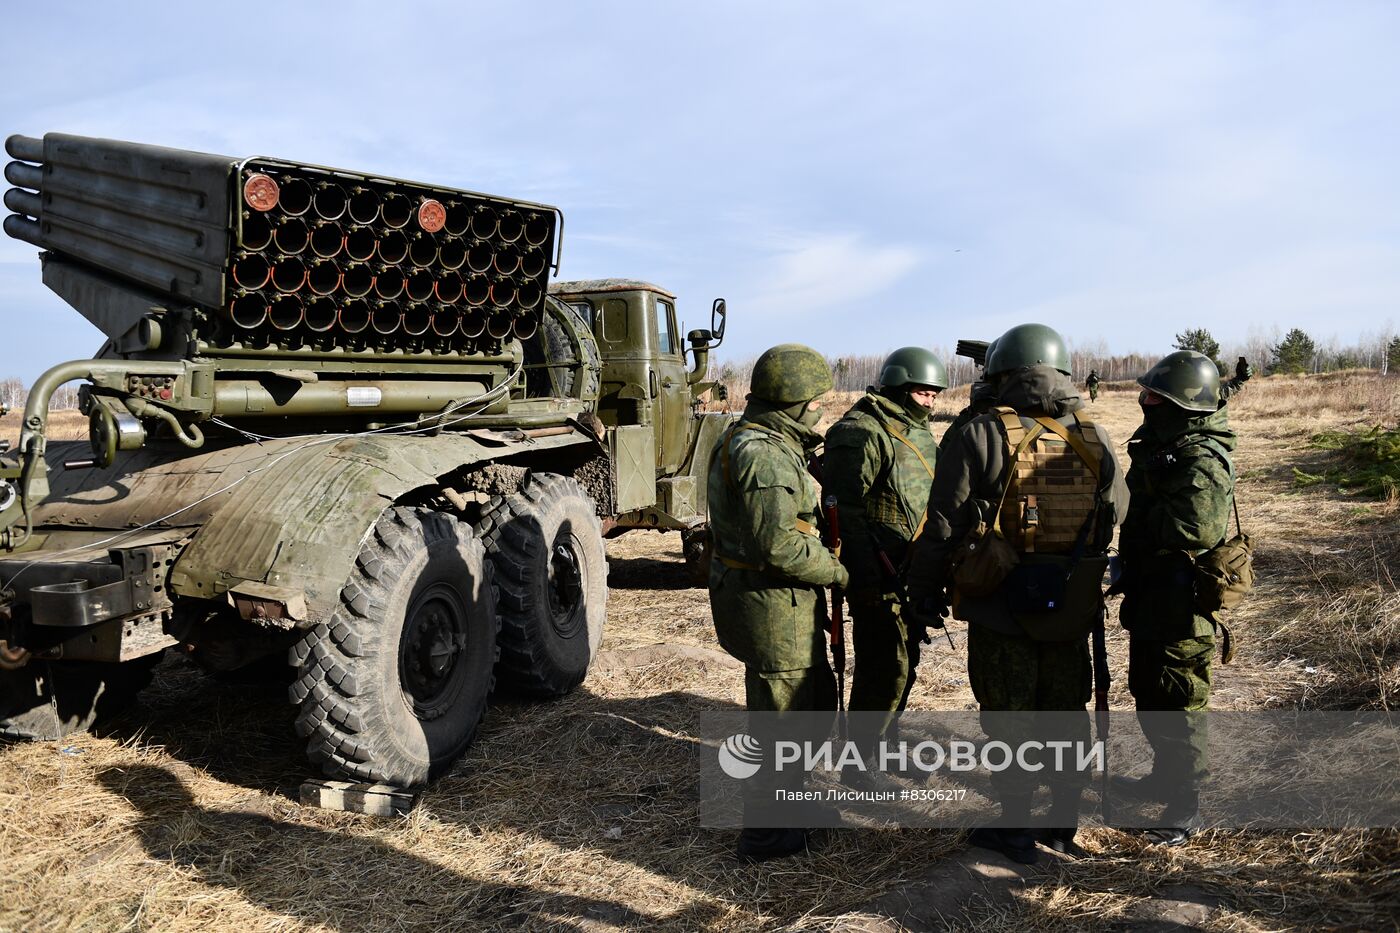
[718, 733, 763, 780]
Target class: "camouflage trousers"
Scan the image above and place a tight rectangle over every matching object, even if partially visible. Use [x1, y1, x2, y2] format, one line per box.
[847, 592, 919, 756]
[1127, 635, 1214, 784]
[744, 663, 837, 714]
[743, 664, 837, 822]
[967, 623, 1093, 809]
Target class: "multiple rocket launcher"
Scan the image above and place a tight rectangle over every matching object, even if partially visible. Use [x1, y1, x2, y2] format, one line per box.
[2, 133, 561, 354]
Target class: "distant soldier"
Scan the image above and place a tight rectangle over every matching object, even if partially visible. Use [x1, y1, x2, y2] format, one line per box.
[824, 347, 946, 766]
[1112, 350, 1238, 845]
[1085, 369, 1100, 402]
[908, 324, 1128, 863]
[1218, 356, 1253, 402]
[939, 338, 999, 459]
[707, 343, 847, 861]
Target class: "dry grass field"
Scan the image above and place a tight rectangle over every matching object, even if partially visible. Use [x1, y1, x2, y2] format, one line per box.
[2, 374, 1398, 931]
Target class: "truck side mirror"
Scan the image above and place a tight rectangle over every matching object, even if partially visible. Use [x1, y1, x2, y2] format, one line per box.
[710, 298, 726, 346]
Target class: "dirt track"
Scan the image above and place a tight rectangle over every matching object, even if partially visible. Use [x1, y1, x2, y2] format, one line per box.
[2, 377, 1397, 931]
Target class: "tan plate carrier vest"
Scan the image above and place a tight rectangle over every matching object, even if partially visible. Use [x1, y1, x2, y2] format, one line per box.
[990, 407, 1104, 554]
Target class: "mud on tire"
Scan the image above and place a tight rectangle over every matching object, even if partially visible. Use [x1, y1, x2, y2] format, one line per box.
[289, 507, 498, 786]
[478, 473, 607, 697]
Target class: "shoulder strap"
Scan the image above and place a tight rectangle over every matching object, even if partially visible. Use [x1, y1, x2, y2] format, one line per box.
[882, 422, 935, 479]
[720, 421, 770, 491]
[880, 421, 935, 538]
[1032, 414, 1102, 481]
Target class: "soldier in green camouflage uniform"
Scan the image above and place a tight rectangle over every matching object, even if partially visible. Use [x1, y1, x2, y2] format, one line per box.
[1086, 369, 1100, 402]
[824, 347, 947, 762]
[1113, 350, 1237, 845]
[708, 343, 847, 860]
[908, 324, 1129, 864]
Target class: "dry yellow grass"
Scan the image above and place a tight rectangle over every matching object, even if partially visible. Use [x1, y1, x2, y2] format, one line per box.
[0, 409, 87, 447]
[2, 374, 1398, 931]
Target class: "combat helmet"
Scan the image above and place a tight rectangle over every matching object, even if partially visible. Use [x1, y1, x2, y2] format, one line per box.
[879, 347, 948, 390]
[749, 343, 833, 404]
[985, 324, 1072, 376]
[1138, 350, 1221, 412]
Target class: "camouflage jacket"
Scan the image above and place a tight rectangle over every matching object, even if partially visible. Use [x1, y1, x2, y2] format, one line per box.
[707, 401, 847, 671]
[1118, 405, 1237, 640]
[823, 389, 938, 591]
[938, 381, 999, 459]
[907, 366, 1129, 634]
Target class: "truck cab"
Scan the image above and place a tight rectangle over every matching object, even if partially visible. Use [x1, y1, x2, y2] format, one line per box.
[549, 279, 732, 536]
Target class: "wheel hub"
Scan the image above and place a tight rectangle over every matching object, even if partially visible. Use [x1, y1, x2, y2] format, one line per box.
[400, 585, 470, 719]
[548, 533, 586, 639]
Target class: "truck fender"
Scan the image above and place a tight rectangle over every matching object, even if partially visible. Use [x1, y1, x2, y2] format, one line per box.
[21, 431, 598, 626]
[167, 431, 598, 623]
[681, 411, 740, 518]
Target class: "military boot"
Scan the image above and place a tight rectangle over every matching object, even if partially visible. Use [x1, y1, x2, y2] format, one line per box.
[1039, 784, 1086, 856]
[968, 794, 1038, 865]
[1143, 786, 1202, 847]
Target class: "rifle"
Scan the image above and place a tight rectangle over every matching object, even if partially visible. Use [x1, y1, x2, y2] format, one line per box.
[955, 339, 990, 367]
[823, 495, 847, 719]
[875, 547, 953, 650]
[1091, 598, 1111, 823]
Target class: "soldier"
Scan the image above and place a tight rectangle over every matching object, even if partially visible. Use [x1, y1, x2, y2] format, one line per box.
[1111, 350, 1237, 845]
[707, 343, 847, 861]
[824, 347, 946, 766]
[908, 323, 1128, 864]
[1085, 369, 1100, 402]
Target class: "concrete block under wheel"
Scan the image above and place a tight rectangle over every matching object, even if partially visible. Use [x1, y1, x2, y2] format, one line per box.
[299, 778, 418, 816]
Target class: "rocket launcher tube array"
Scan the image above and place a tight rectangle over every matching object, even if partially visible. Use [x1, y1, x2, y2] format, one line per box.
[0, 132, 561, 356]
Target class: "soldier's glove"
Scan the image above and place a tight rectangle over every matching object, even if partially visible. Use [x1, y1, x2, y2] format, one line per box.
[1235, 358, 1253, 382]
[906, 597, 948, 642]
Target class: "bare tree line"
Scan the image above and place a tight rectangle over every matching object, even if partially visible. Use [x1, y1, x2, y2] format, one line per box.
[710, 323, 1399, 398]
[0, 378, 81, 411]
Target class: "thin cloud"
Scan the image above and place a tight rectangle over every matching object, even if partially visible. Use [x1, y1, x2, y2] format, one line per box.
[743, 232, 920, 320]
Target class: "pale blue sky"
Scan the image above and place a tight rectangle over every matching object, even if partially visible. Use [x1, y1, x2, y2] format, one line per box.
[3, 1, 1398, 382]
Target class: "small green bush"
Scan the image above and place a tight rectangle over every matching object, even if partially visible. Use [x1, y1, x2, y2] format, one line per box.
[1294, 425, 1400, 498]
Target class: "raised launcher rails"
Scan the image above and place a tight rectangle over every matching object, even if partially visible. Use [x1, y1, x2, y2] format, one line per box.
[2, 133, 561, 357]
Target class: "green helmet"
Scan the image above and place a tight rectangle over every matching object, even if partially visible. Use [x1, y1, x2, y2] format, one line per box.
[985, 323, 1071, 376]
[749, 343, 833, 404]
[879, 346, 948, 390]
[1138, 350, 1221, 412]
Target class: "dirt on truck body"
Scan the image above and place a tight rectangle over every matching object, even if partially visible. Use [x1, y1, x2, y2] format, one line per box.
[0, 132, 733, 785]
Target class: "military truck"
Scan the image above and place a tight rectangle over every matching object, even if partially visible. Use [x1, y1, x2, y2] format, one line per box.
[0, 133, 734, 786]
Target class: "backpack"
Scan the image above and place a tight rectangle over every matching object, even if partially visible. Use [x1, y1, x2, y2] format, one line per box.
[951, 408, 1108, 641]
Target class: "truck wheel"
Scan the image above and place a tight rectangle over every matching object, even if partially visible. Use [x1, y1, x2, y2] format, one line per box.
[480, 474, 607, 696]
[681, 527, 712, 586]
[0, 654, 163, 741]
[289, 508, 498, 786]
